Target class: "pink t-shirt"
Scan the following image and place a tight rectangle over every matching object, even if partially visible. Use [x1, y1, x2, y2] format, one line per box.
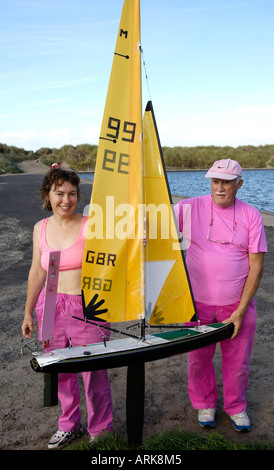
[174, 195, 267, 306]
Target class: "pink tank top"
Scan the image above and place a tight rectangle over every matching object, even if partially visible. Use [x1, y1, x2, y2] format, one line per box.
[39, 216, 88, 271]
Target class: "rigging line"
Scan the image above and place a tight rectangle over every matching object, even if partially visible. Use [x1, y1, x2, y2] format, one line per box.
[72, 316, 141, 340]
[147, 323, 201, 329]
[125, 322, 140, 330]
[140, 45, 152, 102]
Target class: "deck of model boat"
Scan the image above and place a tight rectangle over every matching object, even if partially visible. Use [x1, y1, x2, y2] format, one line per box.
[35, 325, 219, 368]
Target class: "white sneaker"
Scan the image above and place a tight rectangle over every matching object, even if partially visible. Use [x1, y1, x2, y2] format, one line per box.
[230, 412, 250, 432]
[198, 408, 216, 428]
[89, 435, 99, 446]
[48, 425, 84, 449]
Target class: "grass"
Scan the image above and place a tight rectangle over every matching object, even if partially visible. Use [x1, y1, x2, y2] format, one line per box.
[66, 429, 274, 451]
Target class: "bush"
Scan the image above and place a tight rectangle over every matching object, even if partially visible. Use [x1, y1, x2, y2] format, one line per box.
[0, 142, 273, 174]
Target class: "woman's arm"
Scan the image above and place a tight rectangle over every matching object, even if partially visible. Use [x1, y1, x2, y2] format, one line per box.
[22, 222, 46, 337]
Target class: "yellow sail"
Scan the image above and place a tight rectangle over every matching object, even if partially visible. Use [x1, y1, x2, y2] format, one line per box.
[81, 0, 144, 323]
[143, 101, 197, 325]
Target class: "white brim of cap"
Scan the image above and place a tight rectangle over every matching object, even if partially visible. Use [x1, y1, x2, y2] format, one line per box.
[205, 171, 239, 180]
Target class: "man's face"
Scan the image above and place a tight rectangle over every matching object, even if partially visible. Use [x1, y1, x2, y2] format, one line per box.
[211, 178, 243, 208]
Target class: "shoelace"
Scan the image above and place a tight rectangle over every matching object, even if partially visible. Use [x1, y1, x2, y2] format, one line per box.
[51, 430, 72, 441]
[199, 410, 214, 416]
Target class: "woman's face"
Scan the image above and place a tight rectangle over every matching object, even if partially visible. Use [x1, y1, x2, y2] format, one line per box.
[48, 180, 78, 217]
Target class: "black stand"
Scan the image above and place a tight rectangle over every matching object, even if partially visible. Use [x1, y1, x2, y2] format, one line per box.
[44, 373, 58, 407]
[126, 362, 145, 446]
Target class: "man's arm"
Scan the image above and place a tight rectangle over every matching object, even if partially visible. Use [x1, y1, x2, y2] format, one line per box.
[223, 252, 264, 339]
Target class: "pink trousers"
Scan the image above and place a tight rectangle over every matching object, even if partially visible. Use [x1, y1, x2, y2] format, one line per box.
[188, 300, 256, 415]
[36, 289, 113, 437]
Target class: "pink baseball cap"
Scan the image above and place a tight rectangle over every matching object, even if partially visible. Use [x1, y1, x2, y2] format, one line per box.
[205, 159, 242, 180]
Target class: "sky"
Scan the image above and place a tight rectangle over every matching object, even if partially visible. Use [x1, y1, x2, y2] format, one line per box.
[1, 0, 273, 151]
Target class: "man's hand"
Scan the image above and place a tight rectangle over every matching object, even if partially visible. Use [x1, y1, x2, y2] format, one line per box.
[223, 309, 244, 339]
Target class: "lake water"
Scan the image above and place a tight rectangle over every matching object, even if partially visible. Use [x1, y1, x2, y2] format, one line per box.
[80, 168, 274, 214]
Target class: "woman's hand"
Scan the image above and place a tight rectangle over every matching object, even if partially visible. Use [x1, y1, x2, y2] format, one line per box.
[22, 314, 33, 338]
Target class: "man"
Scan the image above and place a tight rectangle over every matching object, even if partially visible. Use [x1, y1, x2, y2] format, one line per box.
[174, 159, 267, 431]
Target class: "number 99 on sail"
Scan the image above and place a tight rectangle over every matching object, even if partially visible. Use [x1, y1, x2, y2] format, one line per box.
[106, 117, 136, 143]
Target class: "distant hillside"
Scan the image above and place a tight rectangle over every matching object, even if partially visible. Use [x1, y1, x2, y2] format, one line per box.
[0, 143, 35, 174]
[1, 142, 274, 174]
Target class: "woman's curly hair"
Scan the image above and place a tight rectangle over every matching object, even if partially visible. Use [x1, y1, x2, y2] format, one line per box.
[40, 167, 81, 211]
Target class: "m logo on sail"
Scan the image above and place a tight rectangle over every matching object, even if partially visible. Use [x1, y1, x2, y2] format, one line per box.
[120, 29, 128, 38]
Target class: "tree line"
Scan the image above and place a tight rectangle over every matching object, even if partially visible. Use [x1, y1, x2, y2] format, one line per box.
[1, 142, 273, 174]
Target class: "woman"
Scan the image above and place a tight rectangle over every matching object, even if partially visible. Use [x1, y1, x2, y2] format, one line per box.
[22, 167, 113, 449]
